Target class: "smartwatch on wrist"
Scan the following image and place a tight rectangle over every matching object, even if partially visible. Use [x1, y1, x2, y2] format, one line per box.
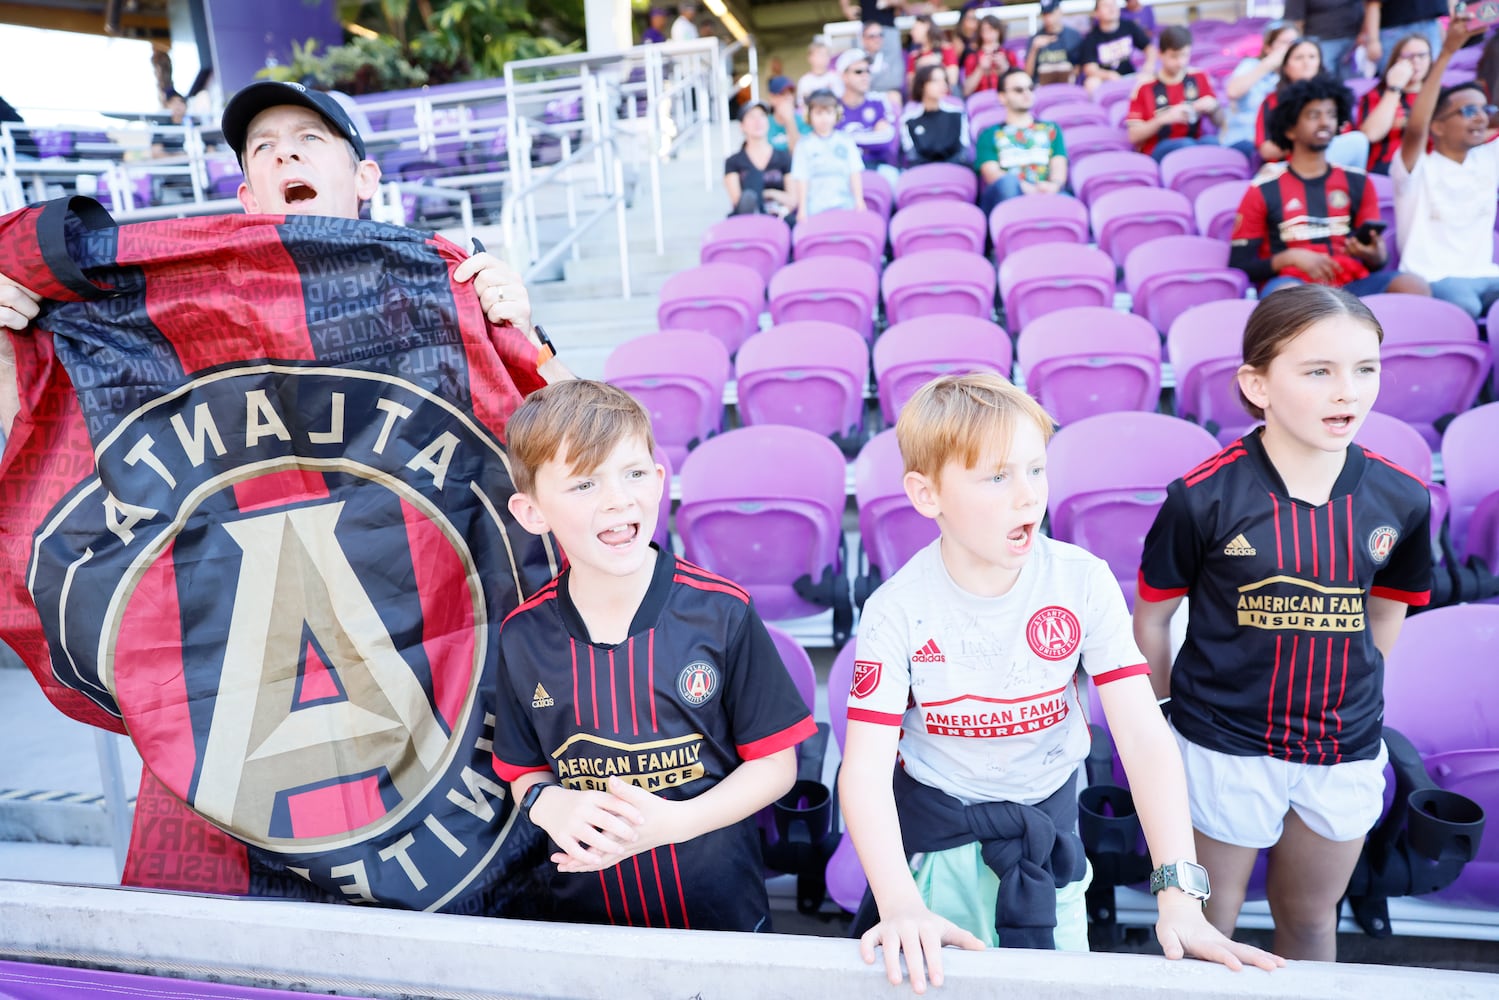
[1150, 860, 1212, 902]
[519, 780, 556, 819]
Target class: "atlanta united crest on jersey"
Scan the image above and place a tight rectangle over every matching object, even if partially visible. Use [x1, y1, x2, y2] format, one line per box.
[1139, 432, 1431, 764]
[849, 536, 1149, 806]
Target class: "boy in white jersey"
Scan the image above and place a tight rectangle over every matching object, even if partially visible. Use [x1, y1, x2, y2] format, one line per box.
[839, 374, 1282, 993]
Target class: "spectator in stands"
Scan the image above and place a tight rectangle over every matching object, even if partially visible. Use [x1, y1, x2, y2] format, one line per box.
[1254, 40, 1370, 170]
[955, 5, 981, 66]
[798, 38, 843, 106]
[1477, 30, 1499, 100]
[1121, 0, 1156, 33]
[151, 90, 190, 159]
[671, 2, 699, 42]
[1127, 25, 1222, 162]
[790, 90, 865, 219]
[861, 20, 908, 101]
[843, 0, 908, 90]
[1221, 21, 1299, 160]
[1392, 17, 1499, 318]
[1285, 0, 1366, 80]
[1357, 33, 1431, 174]
[1026, 0, 1085, 86]
[836, 48, 902, 177]
[642, 7, 669, 44]
[766, 75, 809, 152]
[1079, 0, 1156, 95]
[974, 68, 1067, 216]
[901, 64, 971, 166]
[725, 102, 795, 217]
[1361, 0, 1446, 75]
[962, 16, 1011, 98]
[907, 15, 960, 89]
[1231, 76, 1429, 298]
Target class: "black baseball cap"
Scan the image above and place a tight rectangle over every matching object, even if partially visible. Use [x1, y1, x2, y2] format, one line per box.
[221, 81, 366, 162]
[1039, 0, 1061, 11]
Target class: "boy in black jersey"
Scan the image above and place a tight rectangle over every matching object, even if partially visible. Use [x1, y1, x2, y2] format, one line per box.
[492, 379, 816, 931]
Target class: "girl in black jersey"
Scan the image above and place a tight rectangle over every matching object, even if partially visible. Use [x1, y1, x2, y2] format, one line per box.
[1134, 285, 1432, 962]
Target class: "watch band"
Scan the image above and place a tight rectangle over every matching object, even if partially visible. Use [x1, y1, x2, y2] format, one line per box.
[1149, 860, 1211, 901]
[519, 780, 556, 818]
[534, 323, 557, 368]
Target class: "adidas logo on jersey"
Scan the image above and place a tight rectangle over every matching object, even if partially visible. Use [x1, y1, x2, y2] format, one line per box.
[1224, 534, 1257, 557]
[532, 683, 555, 709]
[911, 639, 946, 663]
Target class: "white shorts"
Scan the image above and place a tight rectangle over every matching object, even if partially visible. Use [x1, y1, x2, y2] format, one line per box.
[1173, 727, 1388, 848]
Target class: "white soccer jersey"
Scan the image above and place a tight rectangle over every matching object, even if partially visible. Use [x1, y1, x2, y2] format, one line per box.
[847, 536, 1148, 805]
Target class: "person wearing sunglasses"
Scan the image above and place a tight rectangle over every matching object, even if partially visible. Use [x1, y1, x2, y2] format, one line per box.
[1391, 15, 1499, 319]
[974, 68, 1068, 217]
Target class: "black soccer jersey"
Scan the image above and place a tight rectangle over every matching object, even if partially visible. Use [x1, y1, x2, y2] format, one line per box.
[491, 546, 816, 931]
[1138, 432, 1431, 765]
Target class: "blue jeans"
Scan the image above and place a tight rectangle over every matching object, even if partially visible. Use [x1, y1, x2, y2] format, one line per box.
[1262, 268, 1398, 298]
[980, 173, 1024, 217]
[1430, 275, 1499, 319]
[1314, 35, 1360, 82]
[1151, 136, 1212, 162]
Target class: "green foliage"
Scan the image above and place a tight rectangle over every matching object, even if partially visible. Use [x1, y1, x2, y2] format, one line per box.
[258, 36, 428, 93]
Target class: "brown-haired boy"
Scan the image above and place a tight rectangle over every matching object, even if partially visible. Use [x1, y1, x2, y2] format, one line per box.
[493, 379, 815, 931]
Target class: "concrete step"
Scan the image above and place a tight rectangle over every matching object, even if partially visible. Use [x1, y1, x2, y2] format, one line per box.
[561, 247, 699, 285]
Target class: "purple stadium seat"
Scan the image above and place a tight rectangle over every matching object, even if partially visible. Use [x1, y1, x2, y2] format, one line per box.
[1089, 186, 1196, 268]
[855, 429, 940, 596]
[1068, 150, 1161, 209]
[604, 330, 730, 468]
[894, 162, 979, 210]
[1354, 411, 1445, 545]
[873, 315, 1012, 425]
[1451, 44, 1483, 71]
[1346, 77, 1380, 103]
[965, 89, 1002, 117]
[861, 170, 894, 218]
[1094, 76, 1138, 119]
[1124, 234, 1249, 333]
[881, 249, 997, 325]
[1166, 298, 1259, 444]
[1193, 178, 1249, 242]
[823, 641, 866, 912]
[700, 215, 792, 285]
[1048, 412, 1220, 605]
[1442, 402, 1499, 543]
[1017, 306, 1162, 424]
[677, 425, 851, 639]
[1045, 101, 1111, 130]
[1462, 490, 1499, 566]
[1033, 82, 1092, 117]
[657, 262, 765, 357]
[1159, 145, 1252, 204]
[988, 193, 1091, 266]
[889, 200, 987, 257]
[969, 104, 1007, 138]
[1065, 125, 1135, 165]
[769, 256, 880, 342]
[1362, 294, 1491, 448]
[792, 208, 887, 270]
[764, 623, 818, 713]
[998, 242, 1117, 332]
[734, 322, 869, 445]
[828, 641, 857, 753]
[1383, 604, 1499, 909]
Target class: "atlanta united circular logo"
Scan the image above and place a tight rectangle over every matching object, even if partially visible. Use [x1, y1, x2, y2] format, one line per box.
[678, 661, 719, 706]
[1369, 525, 1398, 564]
[1026, 606, 1082, 661]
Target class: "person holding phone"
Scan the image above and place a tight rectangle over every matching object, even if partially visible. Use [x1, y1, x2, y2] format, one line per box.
[1391, 15, 1499, 318]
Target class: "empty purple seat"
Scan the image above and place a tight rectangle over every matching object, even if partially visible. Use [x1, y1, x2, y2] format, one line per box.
[860, 170, 894, 218]
[604, 329, 730, 468]
[657, 262, 765, 357]
[882, 249, 997, 325]
[873, 315, 1012, 425]
[1442, 402, 1499, 543]
[764, 623, 818, 713]
[652, 445, 674, 550]
[855, 429, 940, 596]
[1362, 294, 1491, 448]
[1033, 82, 1091, 117]
[1193, 178, 1249, 242]
[969, 104, 1007, 138]
[1354, 411, 1445, 545]
[1094, 77, 1138, 118]
[700, 215, 792, 285]
[1068, 150, 1161, 209]
[1017, 306, 1162, 424]
[1048, 412, 1220, 606]
[1166, 298, 1259, 444]
[988, 193, 1091, 266]
[1045, 101, 1111, 130]
[965, 89, 1002, 116]
[889, 200, 987, 257]
[998, 242, 1117, 332]
[1159, 144, 1252, 204]
[894, 162, 979, 210]
[1383, 604, 1499, 910]
[792, 208, 887, 271]
[1090, 186, 1196, 268]
[1065, 125, 1135, 165]
[677, 425, 852, 640]
[769, 256, 880, 342]
[734, 322, 869, 445]
[1124, 234, 1249, 333]
[823, 642, 867, 911]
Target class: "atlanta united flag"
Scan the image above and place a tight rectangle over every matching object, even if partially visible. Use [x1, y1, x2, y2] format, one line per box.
[0, 197, 556, 914]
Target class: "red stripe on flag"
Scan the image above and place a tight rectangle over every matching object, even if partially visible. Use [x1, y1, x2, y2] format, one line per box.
[232, 468, 330, 513]
[402, 495, 473, 728]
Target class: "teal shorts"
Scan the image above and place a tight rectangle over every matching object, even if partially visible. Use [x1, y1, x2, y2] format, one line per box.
[912, 843, 1093, 951]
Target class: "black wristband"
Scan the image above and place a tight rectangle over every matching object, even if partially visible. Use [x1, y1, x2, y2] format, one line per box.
[520, 780, 556, 818]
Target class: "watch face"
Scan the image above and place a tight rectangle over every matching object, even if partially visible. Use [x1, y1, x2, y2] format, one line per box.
[1179, 861, 1211, 897]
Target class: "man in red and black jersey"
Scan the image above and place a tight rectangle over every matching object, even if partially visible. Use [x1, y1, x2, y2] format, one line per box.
[1126, 25, 1222, 160]
[1231, 75, 1430, 297]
